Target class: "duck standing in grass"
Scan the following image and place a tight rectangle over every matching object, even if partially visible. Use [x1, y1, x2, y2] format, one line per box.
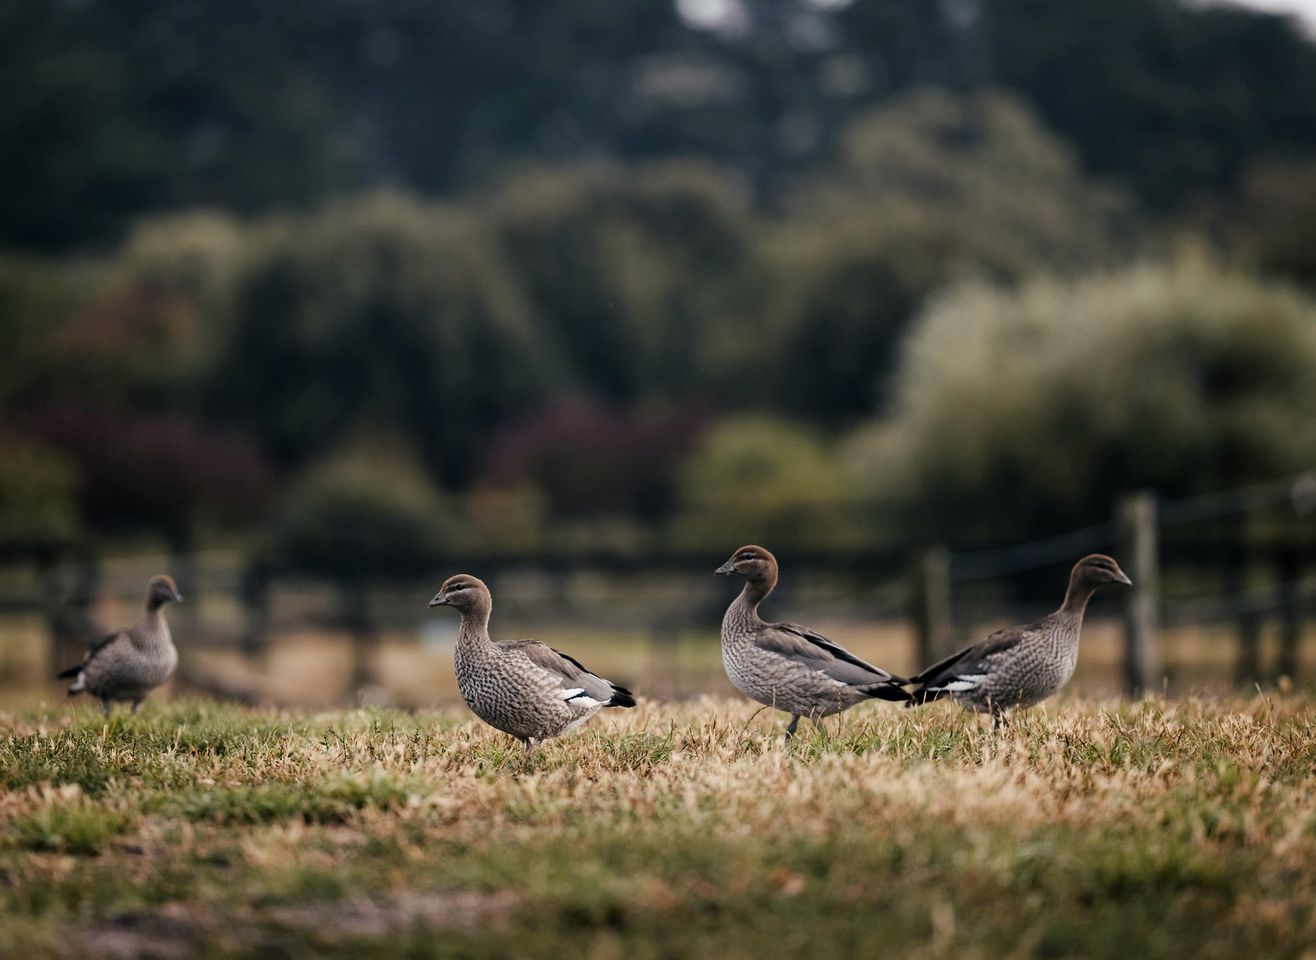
[428, 575, 636, 758]
[58, 574, 183, 716]
[907, 554, 1132, 727]
[716, 545, 911, 739]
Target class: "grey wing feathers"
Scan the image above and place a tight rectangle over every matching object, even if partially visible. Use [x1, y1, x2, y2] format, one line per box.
[56, 631, 124, 678]
[907, 626, 1024, 705]
[761, 623, 909, 687]
[505, 640, 636, 708]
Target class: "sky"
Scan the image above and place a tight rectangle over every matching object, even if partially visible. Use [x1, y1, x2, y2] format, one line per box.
[1234, 0, 1316, 28]
[675, 0, 1316, 35]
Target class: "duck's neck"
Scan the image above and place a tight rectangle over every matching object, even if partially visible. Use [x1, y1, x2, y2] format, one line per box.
[456, 608, 495, 651]
[729, 575, 775, 627]
[136, 605, 172, 647]
[1059, 577, 1097, 618]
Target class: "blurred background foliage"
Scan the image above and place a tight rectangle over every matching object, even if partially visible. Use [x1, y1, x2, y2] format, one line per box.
[270, 443, 453, 582]
[846, 260, 1316, 544]
[2, 0, 1316, 576]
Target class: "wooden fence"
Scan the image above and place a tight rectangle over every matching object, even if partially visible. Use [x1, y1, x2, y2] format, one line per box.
[3, 476, 1314, 700]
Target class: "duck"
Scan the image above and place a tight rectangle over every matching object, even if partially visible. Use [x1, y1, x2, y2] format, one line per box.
[428, 575, 636, 758]
[907, 553, 1132, 727]
[716, 545, 910, 739]
[57, 574, 182, 715]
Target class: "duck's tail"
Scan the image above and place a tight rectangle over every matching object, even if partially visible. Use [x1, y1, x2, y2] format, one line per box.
[606, 684, 637, 708]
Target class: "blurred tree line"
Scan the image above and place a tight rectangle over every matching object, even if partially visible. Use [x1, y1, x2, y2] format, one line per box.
[4, 0, 1316, 250]
[2, 0, 1316, 572]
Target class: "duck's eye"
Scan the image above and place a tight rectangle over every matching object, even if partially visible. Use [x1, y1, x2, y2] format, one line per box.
[737, 554, 756, 562]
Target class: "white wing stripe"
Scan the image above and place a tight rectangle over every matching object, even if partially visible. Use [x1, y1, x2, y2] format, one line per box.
[933, 673, 986, 693]
[560, 688, 604, 707]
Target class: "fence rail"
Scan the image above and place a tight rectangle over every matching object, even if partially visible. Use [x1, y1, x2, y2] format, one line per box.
[2, 473, 1313, 701]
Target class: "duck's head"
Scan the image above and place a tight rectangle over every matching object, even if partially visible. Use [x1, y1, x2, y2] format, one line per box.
[1071, 554, 1132, 589]
[715, 544, 778, 583]
[146, 575, 183, 610]
[428, 574, 492, 617]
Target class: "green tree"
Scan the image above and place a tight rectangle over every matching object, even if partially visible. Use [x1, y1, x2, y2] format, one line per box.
[486, 162, 755, 404]
[978, 0, 1316, 210]
[764, 90, 1132, 418]
[208, 193, 559, 483]
[847, 259, 1316, 543]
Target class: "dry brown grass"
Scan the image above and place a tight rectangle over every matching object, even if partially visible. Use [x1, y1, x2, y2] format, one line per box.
[1, 694, 1315, 958]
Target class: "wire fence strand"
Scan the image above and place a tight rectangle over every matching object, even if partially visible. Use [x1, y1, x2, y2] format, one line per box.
[950, 520, 1116, 581]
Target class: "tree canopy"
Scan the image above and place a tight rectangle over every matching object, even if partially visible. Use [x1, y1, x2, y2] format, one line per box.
[4, 0, 1316, 249]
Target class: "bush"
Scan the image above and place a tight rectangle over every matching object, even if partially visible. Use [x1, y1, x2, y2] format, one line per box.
[271, 446, 452, 581]
[0, 435, 81, 538]
[478, 400, 709, 520]
[460, 485, 548, 555]
[848, 259, 1316, 542]
[670, 416, 862, 550]
[28, 407, 272, 534]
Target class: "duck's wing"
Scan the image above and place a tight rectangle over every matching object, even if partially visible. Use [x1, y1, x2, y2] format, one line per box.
[56, 630, 127, 679]
[757, 622, 910, 694]
[503, 640, 636, 708]
[906, 625, 1027, 704]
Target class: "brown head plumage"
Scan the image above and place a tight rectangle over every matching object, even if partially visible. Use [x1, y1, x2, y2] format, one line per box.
[145, 575, 183, 610]
[714, 544, 779, 583]
[428, 574, 493, 619]
[1070, 554, 1132, 589]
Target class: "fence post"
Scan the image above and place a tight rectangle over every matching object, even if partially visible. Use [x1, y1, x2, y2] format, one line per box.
[913, 545, 953, 669]
[1276, 545, 1302, 683]
[1225, 511, 1263, 685]
[1119, 491, 1161, 696]
[240, 558, 272, 657]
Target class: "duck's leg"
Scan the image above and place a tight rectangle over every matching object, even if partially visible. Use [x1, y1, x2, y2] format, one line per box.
[100, 698, 111, 717]
[783, 713, 801, 742]
[130, 699, 142, 715]
[992, 709, 1010, 733]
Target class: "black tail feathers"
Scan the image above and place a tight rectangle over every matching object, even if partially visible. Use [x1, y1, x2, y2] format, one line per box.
[867, 682, 913, 703]
[608, 685, 637, 708]
[56, 664, 81, 679]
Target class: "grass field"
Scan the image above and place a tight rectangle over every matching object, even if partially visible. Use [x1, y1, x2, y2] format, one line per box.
[2, 696, 1315, 959]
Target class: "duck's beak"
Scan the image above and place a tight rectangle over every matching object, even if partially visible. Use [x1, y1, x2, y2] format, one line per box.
[714, 559, 735, 576]
[1115, 570, 1133, 587]
[172, 589, 184, 604]
[428, 592, 448, 607]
